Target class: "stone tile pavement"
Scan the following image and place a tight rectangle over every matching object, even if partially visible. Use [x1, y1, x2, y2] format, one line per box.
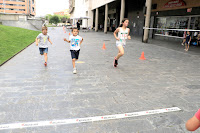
[0, 27, 200, 133]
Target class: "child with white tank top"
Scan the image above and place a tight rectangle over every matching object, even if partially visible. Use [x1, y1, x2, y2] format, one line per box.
[113, 18, 131, 67]
[116, 27, 129, 47]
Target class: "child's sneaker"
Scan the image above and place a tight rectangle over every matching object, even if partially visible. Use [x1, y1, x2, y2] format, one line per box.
[44, 62, 47, 67]
[73, 68, 77, 74]
[114, 57, 118, 67]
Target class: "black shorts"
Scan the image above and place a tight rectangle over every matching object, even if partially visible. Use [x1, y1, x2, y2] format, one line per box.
[186, 41, 190, 45]
[70, 50, 80, 59]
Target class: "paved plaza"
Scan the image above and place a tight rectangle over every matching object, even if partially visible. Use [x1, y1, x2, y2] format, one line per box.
[0, 27, 200, 133]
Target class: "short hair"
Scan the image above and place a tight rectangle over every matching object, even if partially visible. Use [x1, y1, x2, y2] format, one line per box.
[72, 27, 78, 32]
[42, 26, 48, 31]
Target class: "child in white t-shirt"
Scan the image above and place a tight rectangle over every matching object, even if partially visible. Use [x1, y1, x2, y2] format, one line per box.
[64, 28, 83, 74]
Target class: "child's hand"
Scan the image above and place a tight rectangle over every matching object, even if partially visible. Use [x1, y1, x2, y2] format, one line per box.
[36, 43, 38, 46]
[64, 38, 67, 41]
[128, 36, 131, 40]
[116, 37, 120, 41]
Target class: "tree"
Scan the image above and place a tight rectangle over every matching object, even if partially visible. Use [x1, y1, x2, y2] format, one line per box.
[61, 17, 67, 23]
[45, 14, 70, 24]
[45, 14, 52, 21]
[59, 15, 69, 23]
[49, 15, 60, 24]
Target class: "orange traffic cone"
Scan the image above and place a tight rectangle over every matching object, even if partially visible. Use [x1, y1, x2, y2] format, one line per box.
[69, 32, 70, 35]
[139, 52, 146, 60]
[102, 43, 106, 50]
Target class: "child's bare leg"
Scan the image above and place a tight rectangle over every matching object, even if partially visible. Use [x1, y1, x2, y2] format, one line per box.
[44, 53, 48, 62]
[183, 39, 186, 44]
[185, 44, 187, 50]
[116, 46, 124, 60]
[188, 43, 190, 51]
[72, 59, 76, 68]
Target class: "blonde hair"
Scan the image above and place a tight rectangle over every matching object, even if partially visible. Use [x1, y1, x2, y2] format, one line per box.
[42, 26, 48, 31]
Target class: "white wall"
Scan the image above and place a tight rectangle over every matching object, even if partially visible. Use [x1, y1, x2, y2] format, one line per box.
[71, 0, 88, 27]
[91, 0, 115, 10]
[71, 0, 115, 28]
[85, 0, 93, 28]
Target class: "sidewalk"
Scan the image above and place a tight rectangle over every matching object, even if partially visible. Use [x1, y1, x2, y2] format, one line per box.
[0, 27, 200, 133]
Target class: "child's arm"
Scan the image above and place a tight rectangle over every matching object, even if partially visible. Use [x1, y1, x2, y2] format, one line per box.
[64, 38, 70, 43]
[186, 109, 200, 131]
[128, 28, 131, 40]
[35, 37, 39, 46]
[48, 38, 53, 45]
[80, 38, 83, 45]
[36, 34, 41, 46]
[114, 28, 120, 41]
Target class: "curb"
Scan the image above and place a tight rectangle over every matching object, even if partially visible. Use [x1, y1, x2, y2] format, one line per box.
[0, 41, 35, 67]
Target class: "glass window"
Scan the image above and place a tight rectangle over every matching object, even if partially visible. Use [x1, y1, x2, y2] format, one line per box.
[155, 17, 189, 37]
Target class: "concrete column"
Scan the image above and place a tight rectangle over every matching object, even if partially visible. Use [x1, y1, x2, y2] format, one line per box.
[120, 0, 125, 24]
[187, 17, 191, 29]
[95, 8, 99, 32]
[143, 0, 152, 43]
[88, 10, 94, 28]
[104, 4, 108, 33]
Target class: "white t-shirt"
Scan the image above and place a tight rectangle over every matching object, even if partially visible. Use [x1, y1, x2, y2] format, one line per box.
[116, 28, 129, 45]
[37, 33, 50, 48]
[69, 35, 83, 50]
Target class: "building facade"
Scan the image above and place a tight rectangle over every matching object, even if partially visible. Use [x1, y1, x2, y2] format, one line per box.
[69, 0, 92, 27]
[0, 0, 36, 16]
[151, 0, 200, 41]
[69, 0, 200, 42]
[54, 9, 70, 16]
[69, 0, 118, 30]
[0, 0, 45, 31]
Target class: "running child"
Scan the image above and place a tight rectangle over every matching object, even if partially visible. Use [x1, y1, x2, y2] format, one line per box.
[64, 28, 83, 74]
[113, 18, 131, 67]
[35, 26, 53, 66]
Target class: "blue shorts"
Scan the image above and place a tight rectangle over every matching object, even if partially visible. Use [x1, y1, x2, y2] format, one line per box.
[39, 48, 48, 55]
[70, 50, 80, 59]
